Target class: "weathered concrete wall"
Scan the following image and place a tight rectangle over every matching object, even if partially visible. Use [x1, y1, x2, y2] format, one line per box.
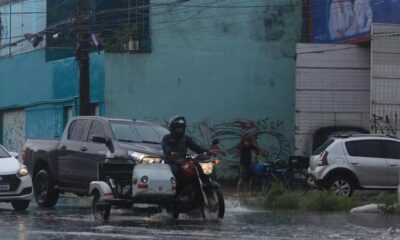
[0, 50, 105, 151]
[104, 0, 302, 179]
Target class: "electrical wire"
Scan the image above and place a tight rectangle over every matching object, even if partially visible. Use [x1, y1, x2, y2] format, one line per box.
[1, 0, 398, 53]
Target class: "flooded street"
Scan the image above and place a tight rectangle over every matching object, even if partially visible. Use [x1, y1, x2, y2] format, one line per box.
[1, 196, 400, 239]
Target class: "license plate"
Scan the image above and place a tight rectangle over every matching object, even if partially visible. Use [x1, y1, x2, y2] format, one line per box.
[0, 182, 10, 191]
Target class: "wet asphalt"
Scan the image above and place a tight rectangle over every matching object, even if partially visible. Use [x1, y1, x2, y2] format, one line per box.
[1, 195, 400, 240]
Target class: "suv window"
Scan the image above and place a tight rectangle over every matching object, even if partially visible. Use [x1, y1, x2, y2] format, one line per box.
[68, 119, 89, 141]
[384, 140, 400, 159]
[88, 120, 106, 142]
[313, 138, 335, 155]
[345, 140, 385, 158]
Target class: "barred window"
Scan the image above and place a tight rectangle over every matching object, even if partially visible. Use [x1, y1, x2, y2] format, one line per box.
[46, 0, 151, 61]
[93, 0, 151, 53]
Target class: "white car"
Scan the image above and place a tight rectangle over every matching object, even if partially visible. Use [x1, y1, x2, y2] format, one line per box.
[0, 144, 33, 210]
[308, 134, 400, 197]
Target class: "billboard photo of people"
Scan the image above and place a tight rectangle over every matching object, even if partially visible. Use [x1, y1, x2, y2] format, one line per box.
[312, 0, 399, 43]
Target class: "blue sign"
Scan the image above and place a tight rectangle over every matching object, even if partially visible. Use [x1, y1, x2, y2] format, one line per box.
[312, 0, 400, 43]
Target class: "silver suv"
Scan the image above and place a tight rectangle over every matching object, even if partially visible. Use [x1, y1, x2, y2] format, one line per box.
[308, 134, 400, 197]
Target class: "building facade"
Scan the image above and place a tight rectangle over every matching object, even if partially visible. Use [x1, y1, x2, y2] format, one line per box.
[0, 0, 302, 179]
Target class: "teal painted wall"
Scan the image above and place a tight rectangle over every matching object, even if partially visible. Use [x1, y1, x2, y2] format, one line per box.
[0, 50, 105, 143]
[104, 0, 302, 179]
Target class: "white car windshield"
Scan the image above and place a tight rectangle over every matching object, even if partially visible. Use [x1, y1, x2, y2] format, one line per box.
[0, 146, 10, 158]
[111, 122, 169, 144]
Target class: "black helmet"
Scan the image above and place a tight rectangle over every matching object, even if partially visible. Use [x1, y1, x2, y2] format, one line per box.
[168, 116, 186, 136]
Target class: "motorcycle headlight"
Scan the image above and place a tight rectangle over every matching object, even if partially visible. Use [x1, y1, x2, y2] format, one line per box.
[128, 151, 162, 164]
[200, 162, 214, 175]
[17, 167, 29, 177]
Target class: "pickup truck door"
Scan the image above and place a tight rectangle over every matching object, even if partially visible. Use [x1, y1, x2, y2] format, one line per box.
[78, 120, 109, 189]
[57, 119, 90, 188]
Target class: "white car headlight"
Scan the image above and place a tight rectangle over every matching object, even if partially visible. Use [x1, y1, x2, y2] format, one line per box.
[17, 167, 29, 177]
[128, 151, 162, 164]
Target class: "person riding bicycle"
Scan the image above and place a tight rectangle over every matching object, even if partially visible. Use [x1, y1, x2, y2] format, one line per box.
[162, 116, 209, 178]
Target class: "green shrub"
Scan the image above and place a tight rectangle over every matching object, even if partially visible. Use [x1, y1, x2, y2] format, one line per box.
[304, 191, 359, 212]
[262, 183, 300, 210]
[375, 192, 398, 206]
[381, 203, 400, 214]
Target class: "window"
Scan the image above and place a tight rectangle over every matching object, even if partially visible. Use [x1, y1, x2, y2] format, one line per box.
[88, 120, 106, 142]
[68, 120, 89, 141]
[45, 0, 76, 61]
[345, 140, 385, 158]
[111, 122, 169, 144]
[384, 140, 400, 160]
[1, 1, 46, 58]
[93, 0, 151, 53]
[313, 138, 335, 155]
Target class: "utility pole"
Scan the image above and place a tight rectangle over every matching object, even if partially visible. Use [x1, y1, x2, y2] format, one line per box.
[77, 0, 91, 116]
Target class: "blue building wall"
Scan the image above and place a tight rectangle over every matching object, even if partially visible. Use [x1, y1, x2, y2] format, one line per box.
[0, 49, 105, 147]
[104, 0, 302, 179]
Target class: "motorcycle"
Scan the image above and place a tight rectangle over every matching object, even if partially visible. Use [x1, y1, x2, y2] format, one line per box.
[168, 153, 225, 220]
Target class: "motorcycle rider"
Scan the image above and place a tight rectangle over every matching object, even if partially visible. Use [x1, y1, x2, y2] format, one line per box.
[162, 116, 209, 178]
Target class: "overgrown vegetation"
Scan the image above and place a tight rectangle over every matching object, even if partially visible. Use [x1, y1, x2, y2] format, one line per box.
[374, 192, 400, 214]
[240, 183, 399, 213]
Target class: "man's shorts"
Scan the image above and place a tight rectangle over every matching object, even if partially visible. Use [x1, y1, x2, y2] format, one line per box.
[240, 164, 252, 181]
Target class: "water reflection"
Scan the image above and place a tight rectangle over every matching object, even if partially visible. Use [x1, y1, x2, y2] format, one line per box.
[2, 197, 400, 240]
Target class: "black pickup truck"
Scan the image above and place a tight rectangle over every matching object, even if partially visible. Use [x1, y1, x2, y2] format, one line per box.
[23, 116, 169, 207]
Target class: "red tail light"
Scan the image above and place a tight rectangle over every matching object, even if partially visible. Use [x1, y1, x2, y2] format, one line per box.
[317, 151, 329, 166]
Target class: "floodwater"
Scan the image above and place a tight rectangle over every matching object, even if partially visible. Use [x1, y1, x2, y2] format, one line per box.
[1, 196, 400, 239]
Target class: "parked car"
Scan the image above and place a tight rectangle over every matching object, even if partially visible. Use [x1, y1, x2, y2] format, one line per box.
[308, 134, 400, 197]
[23, 116, 172, 208]
[0, 144, 33, 210]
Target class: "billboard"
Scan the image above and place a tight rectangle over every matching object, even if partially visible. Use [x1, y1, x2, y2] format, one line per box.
[312, 0, 400, 43]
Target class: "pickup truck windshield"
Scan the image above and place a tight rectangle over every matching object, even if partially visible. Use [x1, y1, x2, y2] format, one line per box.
[111, 122, 169, 144]
[0, 146, 10, 158]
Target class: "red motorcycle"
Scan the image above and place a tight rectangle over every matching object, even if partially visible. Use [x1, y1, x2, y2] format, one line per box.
[169, 153, 225, 220]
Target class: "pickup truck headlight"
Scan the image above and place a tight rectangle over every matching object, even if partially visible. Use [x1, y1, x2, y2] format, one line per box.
[128, 151, 162, 164]
[17, 167, 29, 177]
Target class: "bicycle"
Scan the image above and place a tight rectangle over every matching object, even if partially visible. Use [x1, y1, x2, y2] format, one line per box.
[252, 158, 309, 194]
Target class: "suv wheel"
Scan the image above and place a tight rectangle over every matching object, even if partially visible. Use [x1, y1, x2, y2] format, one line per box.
[327, 176, 354, 197]
[34, 169, 60, 207]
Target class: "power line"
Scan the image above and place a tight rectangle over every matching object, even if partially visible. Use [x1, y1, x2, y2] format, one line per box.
[0, 0, 395, 53]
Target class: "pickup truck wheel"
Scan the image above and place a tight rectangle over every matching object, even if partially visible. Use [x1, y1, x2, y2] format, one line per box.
[34, 169, 59, 207]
